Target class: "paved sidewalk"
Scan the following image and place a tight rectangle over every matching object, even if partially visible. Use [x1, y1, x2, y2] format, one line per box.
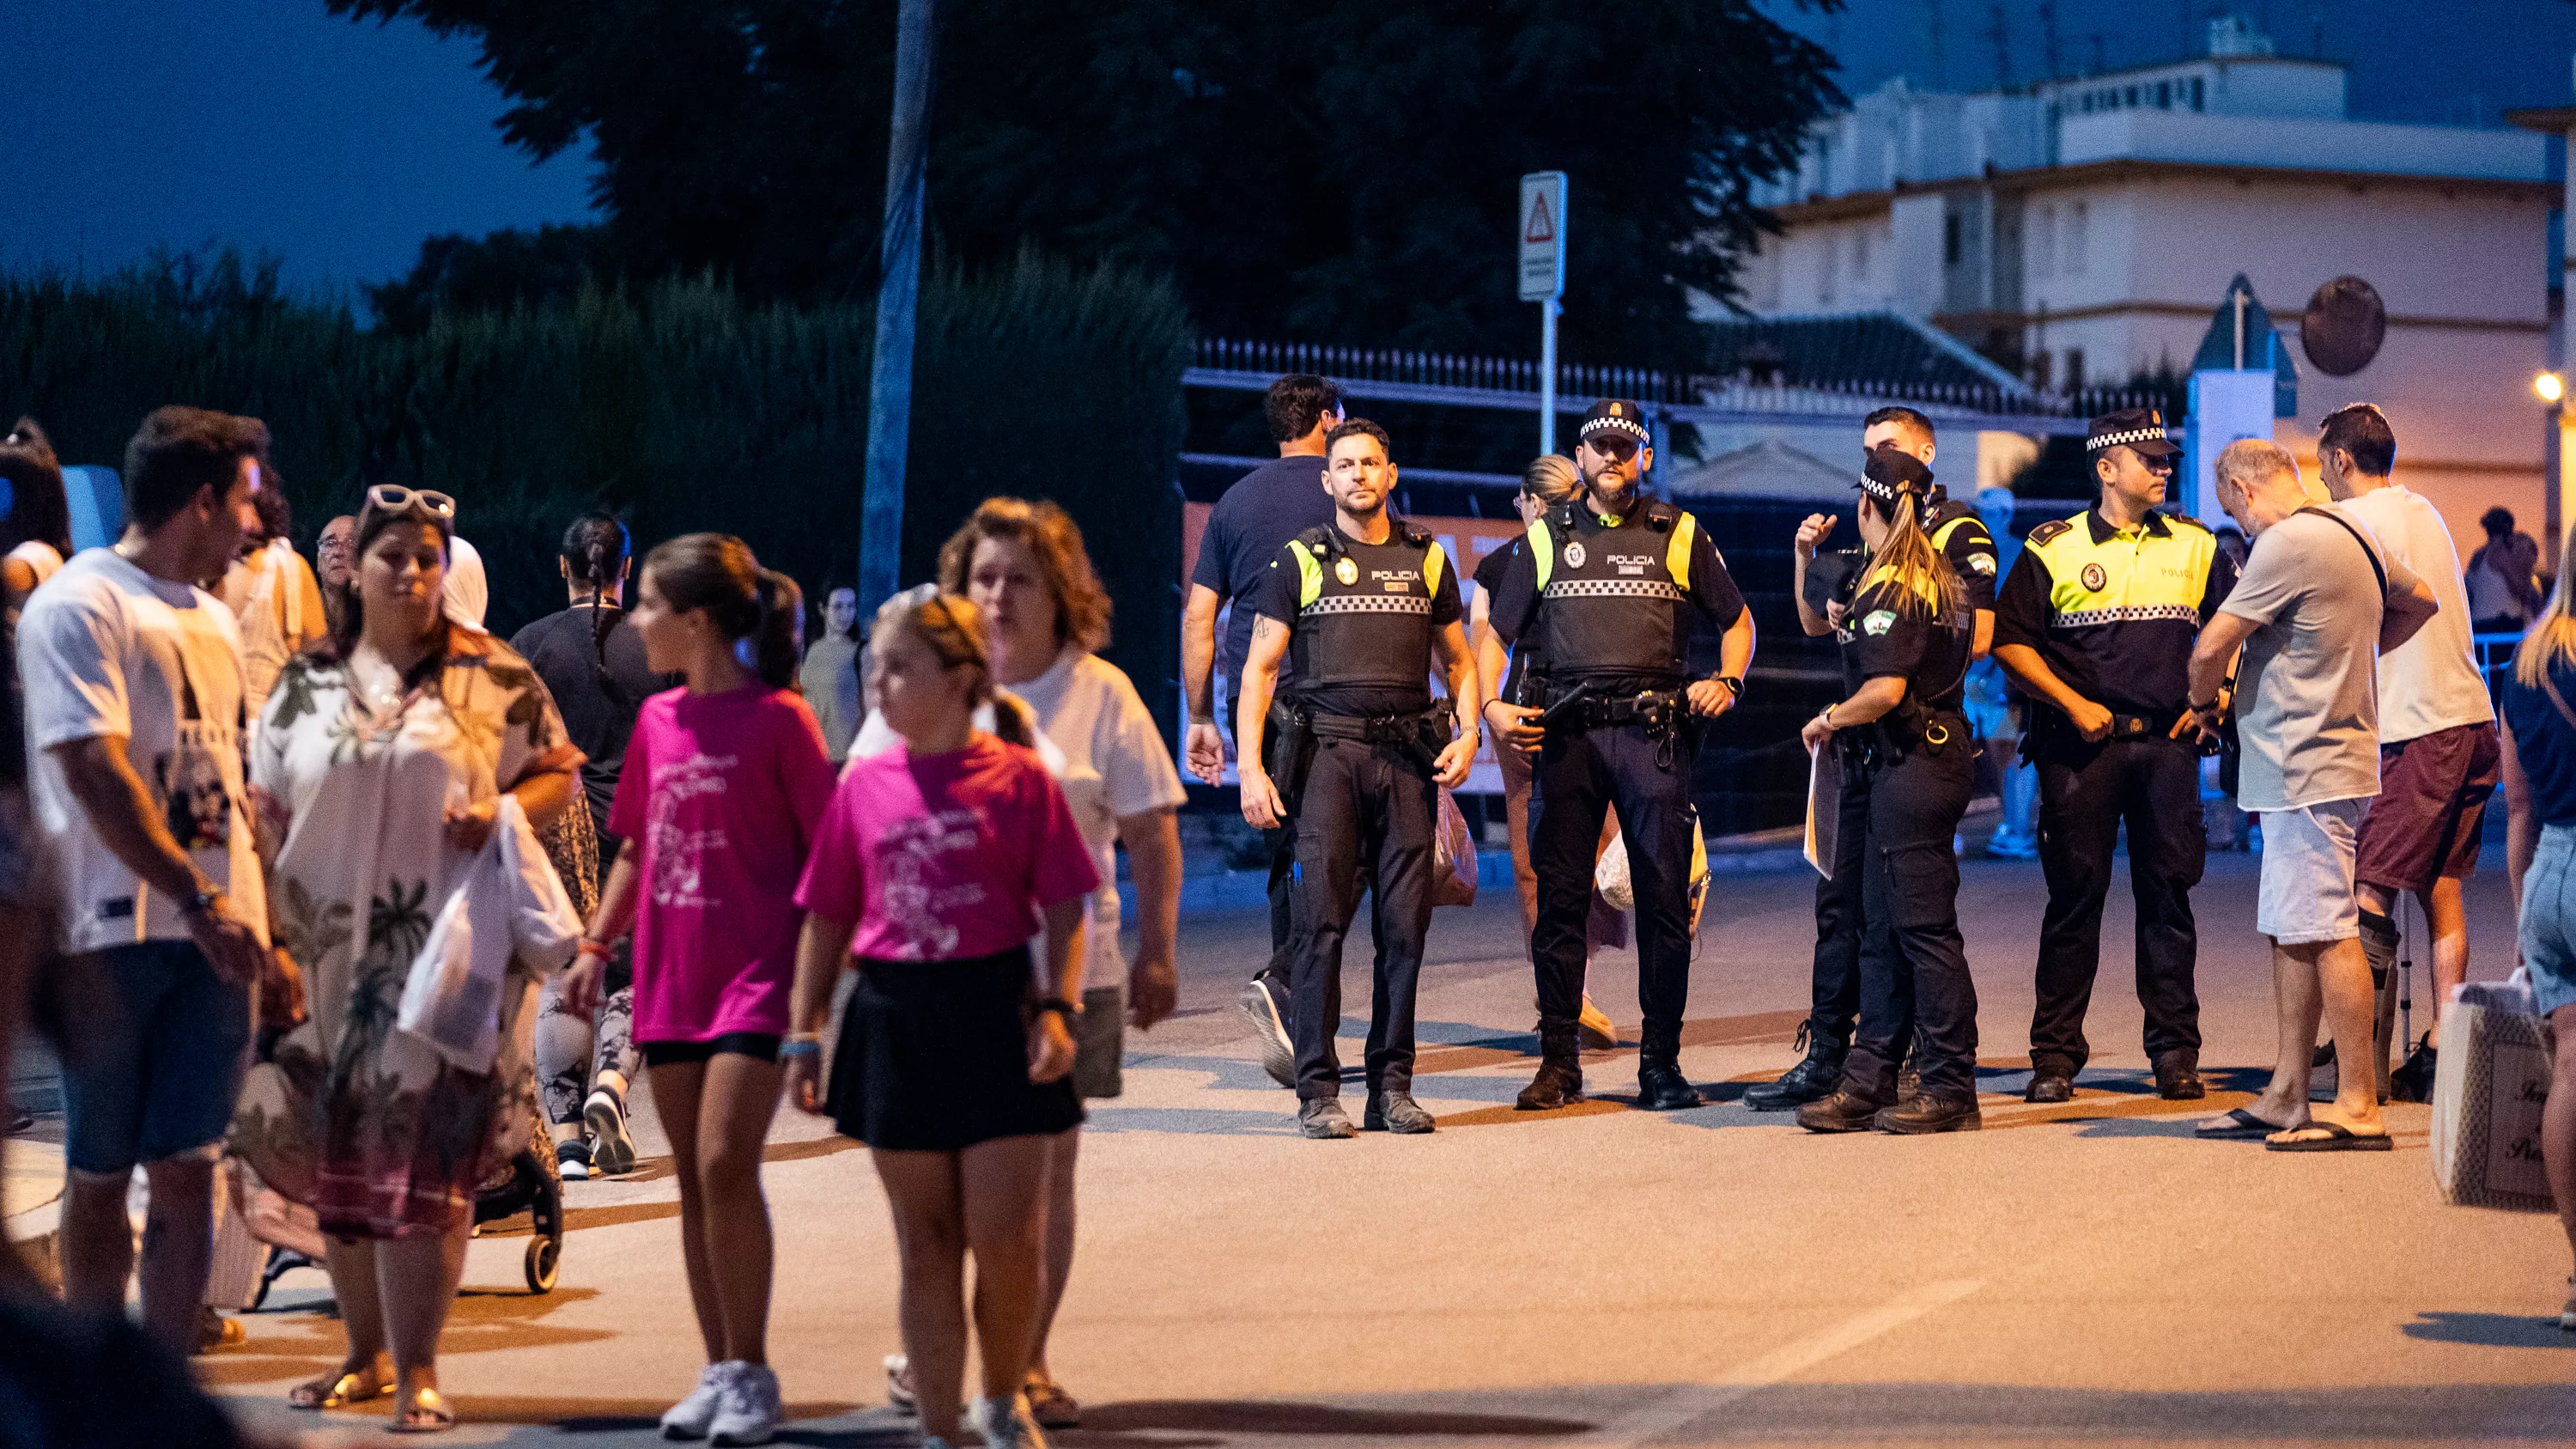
[112, 850, 2576, 1443]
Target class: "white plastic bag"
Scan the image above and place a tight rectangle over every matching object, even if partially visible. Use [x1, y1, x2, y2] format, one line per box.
[397, 795, 584, 1073]
[2429, 993, 2556, 1215]
[1596, 821, 1709, 917]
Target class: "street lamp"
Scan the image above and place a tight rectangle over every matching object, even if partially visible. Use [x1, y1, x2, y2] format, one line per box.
[2538, 371, 2565, 403]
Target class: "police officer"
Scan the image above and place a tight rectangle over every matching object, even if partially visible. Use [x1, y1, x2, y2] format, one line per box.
[1991, 409, 2237, 1103]
[1792, 447, 1983, 1134]
[1235, 418, 1482, 1139]
[1485, 399, 1753, 1111]
[1747, 407, 1998, 1112]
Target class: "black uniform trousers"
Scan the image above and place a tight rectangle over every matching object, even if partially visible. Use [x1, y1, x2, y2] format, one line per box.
[1805, 767, 1872, 1044]
[1285, 737, 1437, 1101]
[2027, 734, 2205, 1074]
[1529, 721, 1697, 1047]
[1841, 728, 1978, 1104]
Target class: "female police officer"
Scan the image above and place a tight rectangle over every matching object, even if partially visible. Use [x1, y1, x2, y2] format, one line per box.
[1789, 447, 1984, 1135]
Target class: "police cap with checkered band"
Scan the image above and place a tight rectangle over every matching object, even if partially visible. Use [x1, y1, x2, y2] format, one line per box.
[1578, 399, 1653, 450]
[2085, 407, 2181, 460]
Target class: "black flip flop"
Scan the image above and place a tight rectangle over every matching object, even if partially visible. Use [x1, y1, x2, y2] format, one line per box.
[2195, 1107, 2290, 1140]
[2265, 1121, 2393, 1153]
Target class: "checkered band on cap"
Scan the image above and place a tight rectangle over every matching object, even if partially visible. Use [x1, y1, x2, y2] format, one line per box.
[2086, 425, 2172, 453]
[1581, 414, 1650, 442]
[1856, 472, 1897, 503]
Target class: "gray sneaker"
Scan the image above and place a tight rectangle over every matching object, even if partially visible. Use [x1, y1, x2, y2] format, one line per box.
[1297, 1098, 1357, 1139]
[708, 1361, 780, 1446]
[1238, 974, 1296, 1088]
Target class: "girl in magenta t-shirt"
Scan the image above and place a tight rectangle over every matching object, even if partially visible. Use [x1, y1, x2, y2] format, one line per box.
[560, 533, 834, 1444]
[785, 586, 1096, 1449]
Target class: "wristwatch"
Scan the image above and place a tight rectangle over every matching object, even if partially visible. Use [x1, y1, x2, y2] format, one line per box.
[1034, 997, 1081, 1020]
[1713, 675, 1744, 702]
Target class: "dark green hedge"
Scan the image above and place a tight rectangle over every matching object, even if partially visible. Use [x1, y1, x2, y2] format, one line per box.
[0, 254, 1193, 740]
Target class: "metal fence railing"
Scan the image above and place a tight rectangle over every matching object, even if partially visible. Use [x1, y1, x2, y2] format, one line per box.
[2474, 630, 2525, 697]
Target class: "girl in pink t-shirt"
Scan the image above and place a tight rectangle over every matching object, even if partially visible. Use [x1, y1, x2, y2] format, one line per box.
[787, 586, 1096, 1449]
[560, 534, 833, 1444]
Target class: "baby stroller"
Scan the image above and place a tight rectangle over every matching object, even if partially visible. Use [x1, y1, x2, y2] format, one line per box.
[244, 1113, 564, 1306]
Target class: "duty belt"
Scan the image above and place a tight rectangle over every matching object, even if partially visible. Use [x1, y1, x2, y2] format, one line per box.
[1543, 687, 1693, 768]
[1307, 707, 1451, 772]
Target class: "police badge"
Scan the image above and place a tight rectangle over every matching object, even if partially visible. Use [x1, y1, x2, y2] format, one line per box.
[1564, 540, 1587, 569]
[1335, 557, 1358, 586]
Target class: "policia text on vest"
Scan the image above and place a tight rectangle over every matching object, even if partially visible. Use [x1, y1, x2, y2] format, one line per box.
[1234, 418, 1482, 1140]
[1482, 399, 1755, 1117]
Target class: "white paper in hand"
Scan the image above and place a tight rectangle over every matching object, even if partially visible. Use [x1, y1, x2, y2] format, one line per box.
[1805, 742, 1840, 878]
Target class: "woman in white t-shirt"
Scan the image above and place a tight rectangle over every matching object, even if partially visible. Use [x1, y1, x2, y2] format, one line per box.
[216, 484, 328, 724]
[904, 498, 1184, 1429]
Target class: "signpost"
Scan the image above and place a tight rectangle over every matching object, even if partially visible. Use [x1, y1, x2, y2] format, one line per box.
[1519, 172, 1566, 456]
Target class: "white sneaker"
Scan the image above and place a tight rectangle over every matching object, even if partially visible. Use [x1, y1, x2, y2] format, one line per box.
[661, 1361, 735, 1440]
[968, 1392, 1047, 1449]
[884, 1353, 916, 1413]
[586, 1084, 637, 1177]
[708, 1361, 781, 1446]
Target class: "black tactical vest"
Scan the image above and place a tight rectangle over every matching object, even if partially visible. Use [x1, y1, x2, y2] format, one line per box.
[1284, 525, 1447, 701]
[1526, 500, 1699, 684]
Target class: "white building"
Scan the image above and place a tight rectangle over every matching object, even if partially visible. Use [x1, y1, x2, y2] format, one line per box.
[1732, 17, 2556, 550]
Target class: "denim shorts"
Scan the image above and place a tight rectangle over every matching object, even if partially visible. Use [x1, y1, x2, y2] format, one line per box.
[59, 940, 253, 1174]
[2256, 798, 2368, 945]
[2516, 824, 2576, 1019]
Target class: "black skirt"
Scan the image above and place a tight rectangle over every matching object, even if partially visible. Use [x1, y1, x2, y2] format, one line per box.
[827, 947, 1083, 1152]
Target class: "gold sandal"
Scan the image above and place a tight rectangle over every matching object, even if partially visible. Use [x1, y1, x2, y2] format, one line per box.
[388, 1386, 455, 1434]
[288, 1366, 393, 1411]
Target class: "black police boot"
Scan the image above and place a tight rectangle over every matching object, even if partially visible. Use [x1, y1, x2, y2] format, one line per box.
[1516, 1026, 1584, 1111]
[2025, 1056, 2076, 1104]
[1874, 1093, 1983, 1134]
[1795, 1088, 1886, 1133]
[2151, 1048, 2205, 1100]
[1744, 1023, 1846, 1112]
[1634, 1025, 1699, 1111]
[1364, 1090, 1437, 1134]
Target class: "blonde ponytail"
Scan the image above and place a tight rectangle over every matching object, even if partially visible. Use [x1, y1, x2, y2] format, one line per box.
[2514, 549, 2576, 687]
[1859, 491, 1966, 621]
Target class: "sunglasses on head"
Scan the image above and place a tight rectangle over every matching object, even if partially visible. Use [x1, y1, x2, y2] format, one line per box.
[365, 485, 457, 520]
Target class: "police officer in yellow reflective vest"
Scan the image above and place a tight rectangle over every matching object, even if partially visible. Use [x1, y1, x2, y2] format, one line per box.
[1236, 418, 1482, 1140]
[1749, 406, 1999, 1111]
[1485, 400, 1754, 1112]
[1991, 409, 2238, 1104]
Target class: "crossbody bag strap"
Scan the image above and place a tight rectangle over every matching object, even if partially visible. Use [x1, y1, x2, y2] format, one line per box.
[2297, 506, 2389, 600]
[2538, 666, 2576, 736]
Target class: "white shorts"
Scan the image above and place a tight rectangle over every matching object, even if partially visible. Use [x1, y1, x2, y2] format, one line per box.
[2257, 798, 2369, 945]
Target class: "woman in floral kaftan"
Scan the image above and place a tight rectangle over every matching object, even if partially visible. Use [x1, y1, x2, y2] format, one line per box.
[230, 488, 580, 1434]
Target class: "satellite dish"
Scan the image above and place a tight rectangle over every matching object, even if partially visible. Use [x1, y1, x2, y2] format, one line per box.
[2300, 277, 2385, 377]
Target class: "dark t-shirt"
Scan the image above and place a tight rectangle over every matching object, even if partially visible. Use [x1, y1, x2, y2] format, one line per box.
[2503, 661, 2576, 825]
[1473, 534, 1533, 703]
[1252, 525, 1463, 718]
[1191, 454, 1334, 697]
[511, 603, 676, 841]
[1843, 579, 1974, 713]
[1925, 498, 2002, 612]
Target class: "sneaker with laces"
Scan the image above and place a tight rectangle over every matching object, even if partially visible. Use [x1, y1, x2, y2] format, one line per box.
[586, 1082, 638, 1176]
[969, 1393, 1048, 1449]
[556, 1139, 592, 1182]
[708, 1360, 781, 1446]
[1238, 974, 1296, 1089]
[661, 1361, 735, 1440]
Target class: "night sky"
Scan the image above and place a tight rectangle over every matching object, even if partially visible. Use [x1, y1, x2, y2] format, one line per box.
[11, 1, 2574, 294]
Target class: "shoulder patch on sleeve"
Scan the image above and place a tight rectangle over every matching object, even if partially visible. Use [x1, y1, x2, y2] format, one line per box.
[2026, 520, 2074, 546]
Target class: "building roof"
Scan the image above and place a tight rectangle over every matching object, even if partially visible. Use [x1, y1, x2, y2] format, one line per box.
[1665, 440, 1856, 502]
[1701, 311, 2026, 394]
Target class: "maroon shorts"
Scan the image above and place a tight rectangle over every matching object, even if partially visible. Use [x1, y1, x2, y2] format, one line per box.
[2354, 721, 2502, 893]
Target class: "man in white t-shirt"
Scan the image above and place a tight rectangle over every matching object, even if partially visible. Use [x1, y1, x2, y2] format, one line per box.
[2189, 440, 2437, 1152]
[2317, 405, 2501, 1101]
[22, 405, 271, 1354]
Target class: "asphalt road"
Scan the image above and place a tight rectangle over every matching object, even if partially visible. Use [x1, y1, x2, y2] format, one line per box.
[207, 848, 2576, 1447]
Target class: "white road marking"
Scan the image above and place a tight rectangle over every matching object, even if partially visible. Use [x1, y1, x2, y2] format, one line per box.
[1591, 1278, 1985, 1445]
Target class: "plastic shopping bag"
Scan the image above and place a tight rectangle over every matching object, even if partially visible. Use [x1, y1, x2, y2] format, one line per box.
[397, 796, 584, 1072]
[1432, 788, 1479, 908]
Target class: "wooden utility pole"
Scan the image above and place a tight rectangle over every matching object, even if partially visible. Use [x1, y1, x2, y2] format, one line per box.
[860, 0, 934, 611]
